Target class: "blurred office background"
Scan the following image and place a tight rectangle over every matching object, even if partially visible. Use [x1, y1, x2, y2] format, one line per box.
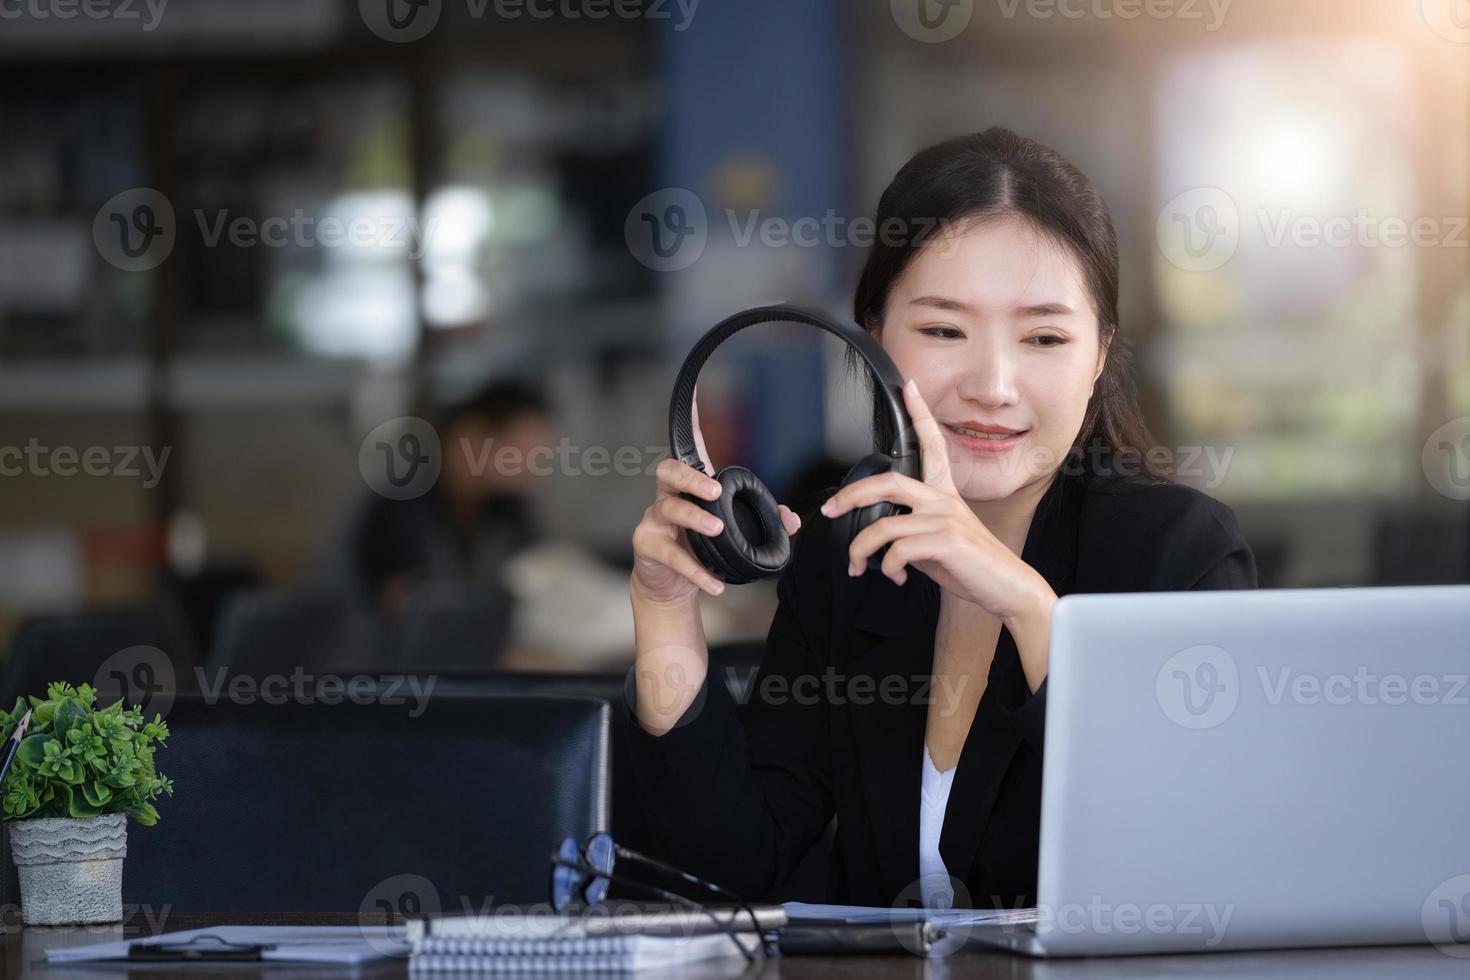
[2, 0, 1469, 692]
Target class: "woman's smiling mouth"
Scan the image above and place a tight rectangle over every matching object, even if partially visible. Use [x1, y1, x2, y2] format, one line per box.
[943, 423, 1029, 453]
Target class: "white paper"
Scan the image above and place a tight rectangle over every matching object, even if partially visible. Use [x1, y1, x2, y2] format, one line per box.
[45, 925, 410, 964]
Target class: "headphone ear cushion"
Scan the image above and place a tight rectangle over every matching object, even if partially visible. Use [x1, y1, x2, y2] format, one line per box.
[692, 466, 791, 584]
[685, 513, 729, 579]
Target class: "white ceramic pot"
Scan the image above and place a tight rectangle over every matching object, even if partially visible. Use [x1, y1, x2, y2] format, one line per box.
[8, 813, 127, 925]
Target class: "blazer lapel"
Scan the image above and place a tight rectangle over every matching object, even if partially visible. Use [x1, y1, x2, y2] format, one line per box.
[936, 470, 1083, 904]
[842, 565, 940, 904]
[935, 630, 1027, 904]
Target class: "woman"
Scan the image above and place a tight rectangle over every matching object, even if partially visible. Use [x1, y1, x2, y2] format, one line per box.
[624, 127, 1257, 910]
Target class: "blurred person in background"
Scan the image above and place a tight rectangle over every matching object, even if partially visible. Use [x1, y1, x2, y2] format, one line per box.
[341, 378, 665, 669]
[353, 379, 553, 618]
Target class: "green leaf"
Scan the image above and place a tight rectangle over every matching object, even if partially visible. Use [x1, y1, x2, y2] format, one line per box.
[121, 800, 159, 827]
[63, 785, 103, 818]
[16, 733, 52, 767]
[54, 697, 87, 740]
[81, 782, 112, 807]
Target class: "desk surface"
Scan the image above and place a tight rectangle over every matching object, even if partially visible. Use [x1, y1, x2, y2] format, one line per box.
[2, 912, 1464, 979]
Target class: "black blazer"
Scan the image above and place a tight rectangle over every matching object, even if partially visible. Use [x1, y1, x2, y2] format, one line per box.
[625, 459, 1258, 908]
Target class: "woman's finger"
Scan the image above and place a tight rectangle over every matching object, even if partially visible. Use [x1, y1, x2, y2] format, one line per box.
[655, 494, 726, 537]
[879, 532, 946, 586]
[778, 504, 802, 536]
[846, 514, 945, 574]
[902, 378, 955, 491]
[820, 470, 934, 519]
[690, 383, 715, 473]
[657, 457, 723, 501]
[648, 536, 726, 596]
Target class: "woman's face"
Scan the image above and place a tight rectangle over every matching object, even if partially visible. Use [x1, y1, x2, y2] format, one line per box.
[879, 213, 1107, 502]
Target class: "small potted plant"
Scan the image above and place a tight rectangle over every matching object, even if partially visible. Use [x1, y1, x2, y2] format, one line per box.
[1, 682, 173, 925]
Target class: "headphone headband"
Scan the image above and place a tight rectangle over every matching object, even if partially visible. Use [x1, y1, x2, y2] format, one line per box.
[668, 303, 919, 473]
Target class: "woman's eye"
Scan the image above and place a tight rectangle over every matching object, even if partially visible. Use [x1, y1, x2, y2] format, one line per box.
[920, 326, 963, 339]
[1026, 335, 1067, 347]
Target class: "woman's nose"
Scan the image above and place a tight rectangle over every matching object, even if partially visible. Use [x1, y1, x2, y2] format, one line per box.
[957, 349, 1020, 407]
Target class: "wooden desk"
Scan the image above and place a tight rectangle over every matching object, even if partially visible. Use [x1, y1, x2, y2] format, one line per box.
[1, 912, 1464, 978]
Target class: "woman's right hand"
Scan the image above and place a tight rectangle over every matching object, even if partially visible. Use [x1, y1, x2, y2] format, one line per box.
[631, 388, 801, 605]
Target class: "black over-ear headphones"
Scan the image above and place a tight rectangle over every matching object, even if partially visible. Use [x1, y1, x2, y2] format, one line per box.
[668, 303, 921, 585]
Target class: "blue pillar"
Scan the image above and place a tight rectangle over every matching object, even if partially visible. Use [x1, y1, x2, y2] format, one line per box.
[657, 0, 847, 497]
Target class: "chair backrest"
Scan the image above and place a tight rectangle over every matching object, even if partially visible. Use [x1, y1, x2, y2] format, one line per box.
[407, 672, 652, 858]
[1372, 510, 1470, 585]
[379, 583, 514, 673]
[122, 692, 610, 913]
[0, 605, 172, 712]
[205, 589, 366, 678]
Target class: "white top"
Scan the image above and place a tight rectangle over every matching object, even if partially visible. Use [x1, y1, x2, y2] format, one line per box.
[919, 744, 958, 908]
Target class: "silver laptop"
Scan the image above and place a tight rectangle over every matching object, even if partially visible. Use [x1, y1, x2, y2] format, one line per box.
[966, 585, 1470, 957]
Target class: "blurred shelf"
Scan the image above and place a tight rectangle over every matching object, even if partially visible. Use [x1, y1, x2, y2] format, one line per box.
[0, 355, 371, 412]
[0, 0, 344, 58]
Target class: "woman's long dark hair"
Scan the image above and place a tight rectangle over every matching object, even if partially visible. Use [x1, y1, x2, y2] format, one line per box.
[847, 126, 1170, 483]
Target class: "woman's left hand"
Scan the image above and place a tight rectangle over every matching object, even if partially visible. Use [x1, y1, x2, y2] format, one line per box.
[820, 379, 1056, 626]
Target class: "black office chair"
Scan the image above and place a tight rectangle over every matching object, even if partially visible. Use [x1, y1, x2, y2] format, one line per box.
[1371, 510, 1470, 585]
[377, 582, 514, 672]
[422, 672, 652, 863]
[423, 667, 812, 899]
[122, 692, 610, 913]
[0, 604, 177, 713]
[205, 589, 369, 679]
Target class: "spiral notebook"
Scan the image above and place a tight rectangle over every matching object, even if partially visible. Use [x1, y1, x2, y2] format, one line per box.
[409, 931, 756, 973]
